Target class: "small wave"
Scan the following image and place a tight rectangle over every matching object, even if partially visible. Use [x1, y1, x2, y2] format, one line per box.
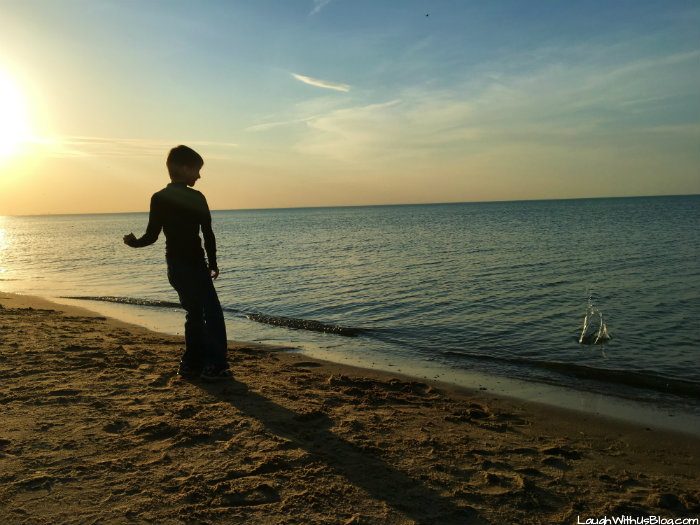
[63, 296, 183, 309]
[63, 296, 366, 338]
[443, 350, 700, 398]
[246, 313, 365, 337]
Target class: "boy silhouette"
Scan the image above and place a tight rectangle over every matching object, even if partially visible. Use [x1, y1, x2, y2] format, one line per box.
[123, 145, 231, 380]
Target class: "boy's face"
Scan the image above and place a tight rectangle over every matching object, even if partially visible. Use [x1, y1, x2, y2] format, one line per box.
[180, 165, 201, 187]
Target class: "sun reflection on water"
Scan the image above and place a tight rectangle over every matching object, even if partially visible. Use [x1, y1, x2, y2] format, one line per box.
[0, 219, 9, 277]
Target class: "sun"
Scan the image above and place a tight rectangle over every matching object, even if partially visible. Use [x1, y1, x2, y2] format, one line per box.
[0, 69, 31, 159]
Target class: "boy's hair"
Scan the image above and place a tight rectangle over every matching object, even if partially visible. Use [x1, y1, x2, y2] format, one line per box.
[166, 145, 203, 177]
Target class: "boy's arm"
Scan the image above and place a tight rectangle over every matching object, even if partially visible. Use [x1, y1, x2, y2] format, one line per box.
[201, 196, 218, 278]
[124, 194, 162, 248]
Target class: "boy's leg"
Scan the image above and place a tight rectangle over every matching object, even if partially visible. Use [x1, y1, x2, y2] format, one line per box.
[168, 258, 228, 371]
[198, 265, 228, 369]
[167, 259, 205, 370]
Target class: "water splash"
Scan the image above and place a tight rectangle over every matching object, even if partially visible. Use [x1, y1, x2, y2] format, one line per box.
[579, 297, 611, 345]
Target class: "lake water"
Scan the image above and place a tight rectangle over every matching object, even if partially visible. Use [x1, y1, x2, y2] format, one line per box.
[1, 196, 699, 428]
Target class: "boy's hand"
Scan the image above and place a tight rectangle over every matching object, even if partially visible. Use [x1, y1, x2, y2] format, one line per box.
[209, 265, 219, 280]
[123, 233, 137, 247]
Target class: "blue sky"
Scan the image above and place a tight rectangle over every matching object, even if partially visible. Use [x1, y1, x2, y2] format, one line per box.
[0, 0, 698, 214]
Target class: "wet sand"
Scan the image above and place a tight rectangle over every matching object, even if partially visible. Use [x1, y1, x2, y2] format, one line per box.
[1, 292, 698, 524]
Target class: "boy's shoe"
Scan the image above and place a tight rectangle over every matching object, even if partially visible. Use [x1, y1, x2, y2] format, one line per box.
[200, 365, 233, 381]
[178, 362, 203, 379]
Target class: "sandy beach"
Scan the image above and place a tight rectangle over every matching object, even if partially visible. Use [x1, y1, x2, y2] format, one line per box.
[0, 292, 698, 525]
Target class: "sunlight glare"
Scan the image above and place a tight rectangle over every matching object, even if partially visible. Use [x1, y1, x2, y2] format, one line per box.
[0, 69, 31, 159]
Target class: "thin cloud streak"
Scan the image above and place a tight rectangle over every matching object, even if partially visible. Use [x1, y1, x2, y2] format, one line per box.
[246, 116, 318, 132]
[309, 0, 331, 16]
[292, 73, 350, 92]
[34, 136, 238, 158]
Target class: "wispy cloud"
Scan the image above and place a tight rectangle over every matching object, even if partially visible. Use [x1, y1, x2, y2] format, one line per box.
[309, 0, 331, 16]
[293, 45, 700, 166]
[34, 136, 238, 158]
[292, 73, 350, 92]
[246, 117, 318, 132]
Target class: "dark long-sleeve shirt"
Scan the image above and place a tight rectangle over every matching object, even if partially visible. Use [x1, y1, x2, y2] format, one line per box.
[132, 182, 217, 268]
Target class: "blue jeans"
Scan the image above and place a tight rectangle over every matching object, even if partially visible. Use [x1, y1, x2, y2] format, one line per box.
[167, 258, 228, 368]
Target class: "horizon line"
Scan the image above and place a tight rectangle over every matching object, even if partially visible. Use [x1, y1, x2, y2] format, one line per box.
[3, 193, 698, 218]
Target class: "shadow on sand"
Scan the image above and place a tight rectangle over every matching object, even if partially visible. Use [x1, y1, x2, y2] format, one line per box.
[196, 379, 481, 525]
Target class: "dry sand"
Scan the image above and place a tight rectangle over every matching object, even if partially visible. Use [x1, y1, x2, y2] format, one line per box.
[1, 292, 698, 525]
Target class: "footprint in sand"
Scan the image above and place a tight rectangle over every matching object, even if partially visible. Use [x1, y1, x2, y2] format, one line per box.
[290, 361, 322, 369]
[541, 456, 571, 470]
[103, 420, 130, 434]
[175, 404, 203, 419]
[0, 438, 12, 457]
[134, 420, 179, 441]
[147, 373, 176, 388]
[514, 466, 547, 478]
[476, 470, 526, 495]
[541, 445, 582, 460]
[212, 481, 280, 507]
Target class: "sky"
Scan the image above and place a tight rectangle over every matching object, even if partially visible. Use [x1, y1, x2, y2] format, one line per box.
[0, 0, 698, 215]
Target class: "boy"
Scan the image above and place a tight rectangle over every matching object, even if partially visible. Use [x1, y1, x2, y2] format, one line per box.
[123, 145, 231, 381]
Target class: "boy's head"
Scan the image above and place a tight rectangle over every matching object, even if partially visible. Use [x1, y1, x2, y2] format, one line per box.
[166, 145, 203, 185]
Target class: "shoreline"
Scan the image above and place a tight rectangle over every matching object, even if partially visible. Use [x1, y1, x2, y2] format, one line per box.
[37, 294, 700, 436]
[1, 291, 699, 524]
